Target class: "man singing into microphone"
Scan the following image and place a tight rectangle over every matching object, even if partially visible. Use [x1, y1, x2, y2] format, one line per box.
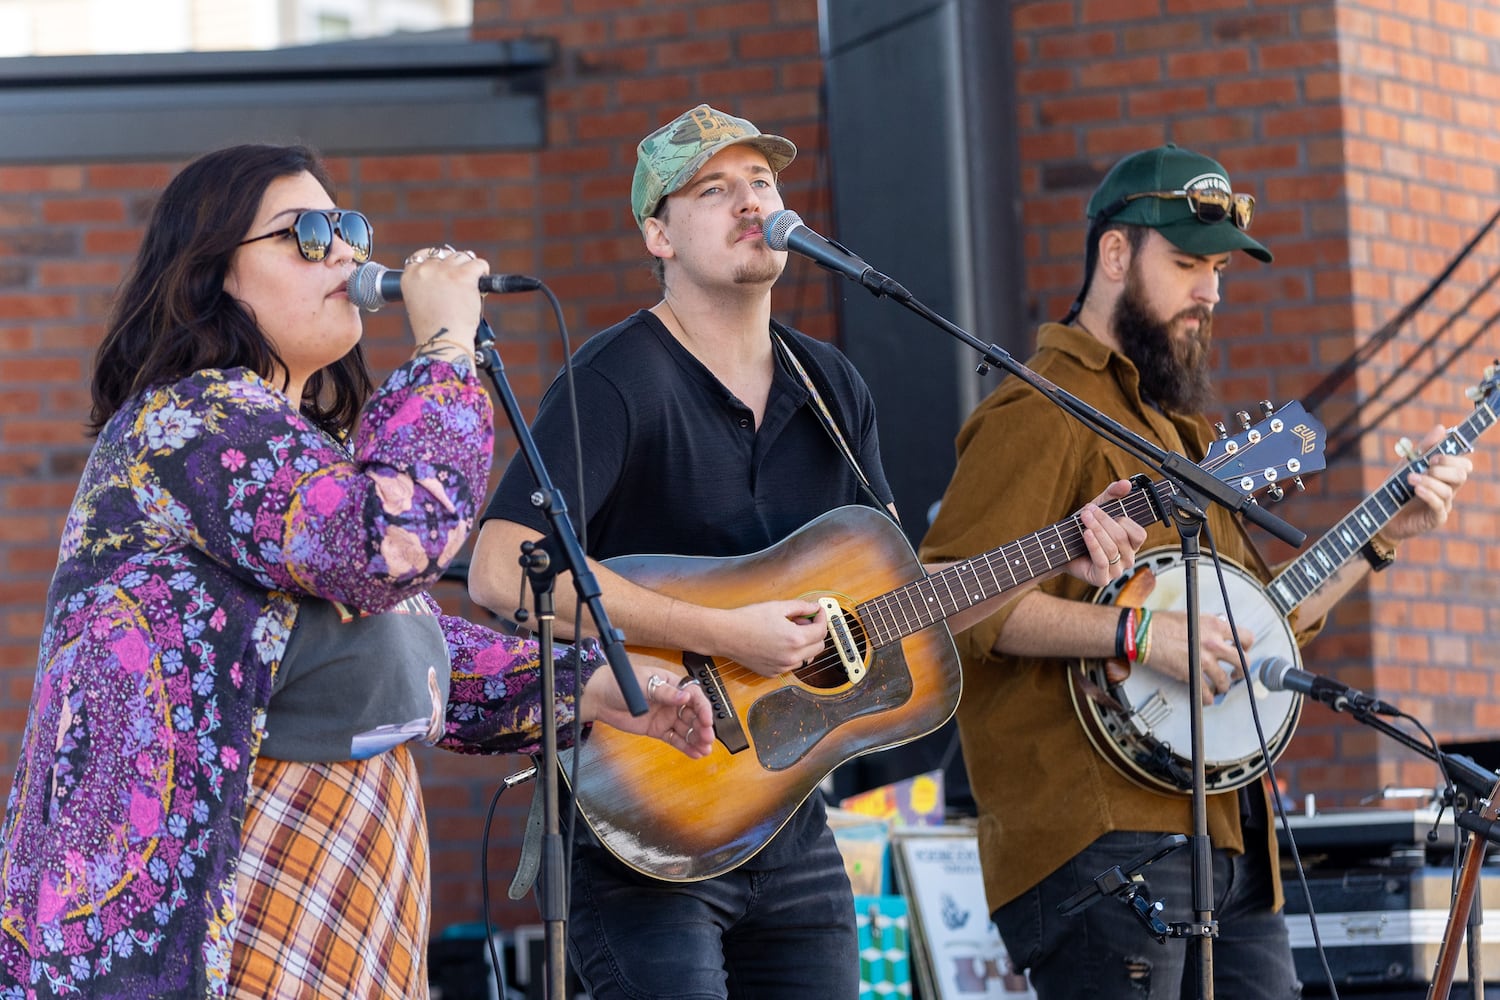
[919, 143, 1473, 998]
[468, 104, 1143, 998]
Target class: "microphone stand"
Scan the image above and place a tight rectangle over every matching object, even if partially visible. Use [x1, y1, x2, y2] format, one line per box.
[835, 268, 1305, 1000]
[1323, 704, 1500, 999]
[472, 317, 645, 1000]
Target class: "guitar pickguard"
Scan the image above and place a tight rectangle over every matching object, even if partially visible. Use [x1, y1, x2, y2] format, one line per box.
[746, 641, 914, 771]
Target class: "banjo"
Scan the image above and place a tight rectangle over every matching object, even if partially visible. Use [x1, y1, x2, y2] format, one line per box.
[1071, 367, 1500, 795]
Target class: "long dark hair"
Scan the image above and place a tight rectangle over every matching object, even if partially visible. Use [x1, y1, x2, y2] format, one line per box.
[89, 143, 372, 437]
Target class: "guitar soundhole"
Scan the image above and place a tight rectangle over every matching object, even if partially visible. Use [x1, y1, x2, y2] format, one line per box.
[794, 612, 868, 690]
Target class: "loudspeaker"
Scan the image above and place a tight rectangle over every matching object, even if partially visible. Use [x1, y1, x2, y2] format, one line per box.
[820, 0, 1025, 550]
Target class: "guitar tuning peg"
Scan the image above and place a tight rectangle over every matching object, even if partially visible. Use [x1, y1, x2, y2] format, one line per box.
[1236, 410, 1252, 430]
[1395, 437, 1419, 461]
[1259, 400, 1274, 417]
[1213, 421, 1228, 440]
[1265, 484, 1285, 502]
[1293, 477, 1306, 492]
[1467, 385, 1485, 402]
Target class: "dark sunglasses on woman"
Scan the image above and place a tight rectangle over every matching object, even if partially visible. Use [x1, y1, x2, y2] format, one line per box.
[238, 209, 374, 263]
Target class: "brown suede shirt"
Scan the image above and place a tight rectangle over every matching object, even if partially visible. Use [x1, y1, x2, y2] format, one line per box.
[920, 322, 1318, 914]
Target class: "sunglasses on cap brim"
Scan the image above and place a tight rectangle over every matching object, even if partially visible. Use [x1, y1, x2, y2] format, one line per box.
[238, 209, 374, 263]
[1102, 189, 1256, 231]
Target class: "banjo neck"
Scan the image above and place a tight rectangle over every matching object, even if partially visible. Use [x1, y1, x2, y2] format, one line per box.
[1265, 393, 1497, 618]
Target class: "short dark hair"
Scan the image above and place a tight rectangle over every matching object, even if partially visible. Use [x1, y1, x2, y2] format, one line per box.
[89, 143, 372, 437]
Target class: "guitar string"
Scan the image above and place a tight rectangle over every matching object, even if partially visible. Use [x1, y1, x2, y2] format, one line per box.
[702, 441, 1259, 689]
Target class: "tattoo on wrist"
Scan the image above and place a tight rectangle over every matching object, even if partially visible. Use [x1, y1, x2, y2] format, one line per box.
[417, 328, 452, 350]
[414, 328, 474, 375]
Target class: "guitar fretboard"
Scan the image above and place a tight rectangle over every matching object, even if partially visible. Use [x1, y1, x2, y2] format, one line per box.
[1266, 396, 1496, 616]
[856, 486, 1172, 648]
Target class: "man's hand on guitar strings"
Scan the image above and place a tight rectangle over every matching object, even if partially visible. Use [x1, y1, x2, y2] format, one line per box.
[709, 600, 829, 678]
[581, 669, 716, 758]
[1068, 479, 1148, 589]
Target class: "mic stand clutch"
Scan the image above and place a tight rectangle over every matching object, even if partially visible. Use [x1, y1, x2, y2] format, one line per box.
[1059, 834, 1187, 942]
[822, 265, 1306, 1000]
[471, 317, 646, 1000]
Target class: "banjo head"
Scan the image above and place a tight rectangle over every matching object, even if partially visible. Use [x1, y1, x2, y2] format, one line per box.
[1070, 547, 1303, 795]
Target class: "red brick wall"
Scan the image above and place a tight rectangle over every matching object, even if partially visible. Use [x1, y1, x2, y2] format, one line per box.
[1012, 0, 1500, 809]
[4, 0, 1500, 955]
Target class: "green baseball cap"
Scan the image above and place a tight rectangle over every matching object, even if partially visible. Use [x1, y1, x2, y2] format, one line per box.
[631, 104, 797, 229]
[1086, 144, 1272, 262]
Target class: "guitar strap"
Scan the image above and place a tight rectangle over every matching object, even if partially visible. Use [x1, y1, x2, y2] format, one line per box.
[772, 331, 897, 522]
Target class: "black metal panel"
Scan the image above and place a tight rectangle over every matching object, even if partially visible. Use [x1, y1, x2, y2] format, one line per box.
[818, 0, 1022, 548]
[0, 40, 552, 163]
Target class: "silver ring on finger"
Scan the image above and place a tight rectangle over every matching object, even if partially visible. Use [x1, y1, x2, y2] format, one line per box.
[676, 704, 687, 721]
[647, 675, 665, 697]
[685, 726, 695, 742]
[1107, 553, 1122, 565]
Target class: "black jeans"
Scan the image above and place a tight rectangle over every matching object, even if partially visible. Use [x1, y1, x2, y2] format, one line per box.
[566, 822, 860, 999]
[992, 830, 1301, 999]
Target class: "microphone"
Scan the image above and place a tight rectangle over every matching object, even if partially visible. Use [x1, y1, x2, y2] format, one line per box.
[346, 261, 541, 312]
[762, 210, 911, 301]
[1257, 657, 1399, 715]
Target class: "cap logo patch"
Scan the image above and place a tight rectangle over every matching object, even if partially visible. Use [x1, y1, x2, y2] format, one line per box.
[1182, 172, 1231, 195]
[672, 107, 746, 146]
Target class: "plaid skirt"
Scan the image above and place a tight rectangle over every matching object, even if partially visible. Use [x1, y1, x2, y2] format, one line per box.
[229, 744, 430, 999]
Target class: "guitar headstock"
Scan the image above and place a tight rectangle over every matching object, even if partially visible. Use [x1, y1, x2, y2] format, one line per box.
[1203, 400, 1327, 502]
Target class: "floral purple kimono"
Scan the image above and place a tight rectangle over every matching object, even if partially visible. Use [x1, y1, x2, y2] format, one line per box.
[0, 357, 595, 997]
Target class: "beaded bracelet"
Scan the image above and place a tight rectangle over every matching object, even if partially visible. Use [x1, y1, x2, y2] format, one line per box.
[1134, 608, 1154, 665]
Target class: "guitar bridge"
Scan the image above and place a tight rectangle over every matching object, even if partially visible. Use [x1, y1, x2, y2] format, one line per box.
[685, 653, 749, 753]
[819, 597, 865, 681]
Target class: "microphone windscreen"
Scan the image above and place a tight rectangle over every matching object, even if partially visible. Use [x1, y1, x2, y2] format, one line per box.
[1257, 657, 1294, 691]
[763, 209, 804, 252]
[347, 261, 390, 311]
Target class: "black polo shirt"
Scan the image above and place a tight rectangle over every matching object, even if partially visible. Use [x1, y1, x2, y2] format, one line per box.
[482, 308, 895, 867]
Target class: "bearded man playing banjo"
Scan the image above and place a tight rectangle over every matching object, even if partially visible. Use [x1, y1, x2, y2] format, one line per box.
[920, 144, 1473, 999]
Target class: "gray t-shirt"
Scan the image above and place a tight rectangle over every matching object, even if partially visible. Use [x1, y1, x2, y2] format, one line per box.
[261, 594, 451, 762]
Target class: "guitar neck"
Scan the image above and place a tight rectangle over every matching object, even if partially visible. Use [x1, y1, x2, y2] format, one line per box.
[857, 485, 1170, 647]
[1267, 400, 1497, 616]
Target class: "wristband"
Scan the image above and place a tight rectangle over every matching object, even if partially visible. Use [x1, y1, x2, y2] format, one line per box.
[1361, 531, 1397, 572]
[1134, 608, 1154, 666]
[1114, 607, 1134, 660]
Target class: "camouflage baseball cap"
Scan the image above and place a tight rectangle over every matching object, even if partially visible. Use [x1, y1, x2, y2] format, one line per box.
[631, 104, 797, 229]
[1086, 144, 1272, 262]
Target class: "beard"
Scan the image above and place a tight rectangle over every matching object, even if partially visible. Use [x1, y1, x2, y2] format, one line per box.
[1112, 266, 1216, 414]
[731, 217, 785, 285]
